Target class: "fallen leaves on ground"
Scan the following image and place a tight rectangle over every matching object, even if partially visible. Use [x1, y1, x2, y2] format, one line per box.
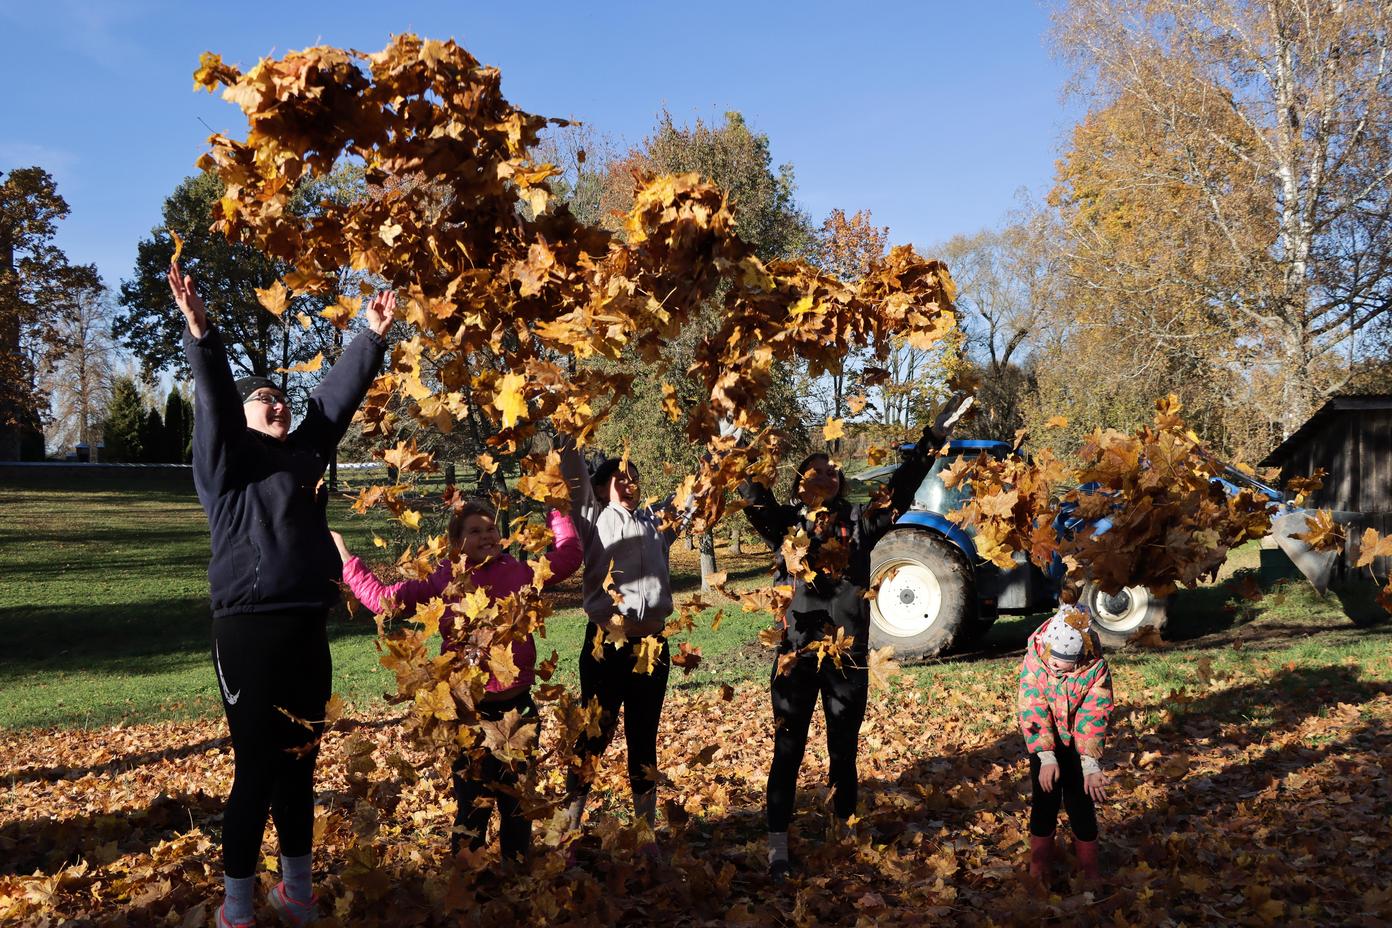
[4, 657, 1391, 926]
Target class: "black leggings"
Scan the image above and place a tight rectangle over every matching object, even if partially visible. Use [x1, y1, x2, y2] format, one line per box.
[212, 611, 331, 879]
[766, 648, 868, 833]
[1029, 745, 1098, 841]
[565, 626, 670, 799]
[453, 691, 539, 859]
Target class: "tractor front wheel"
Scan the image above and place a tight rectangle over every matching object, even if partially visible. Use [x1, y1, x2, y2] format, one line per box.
[870, 529, 974, 660]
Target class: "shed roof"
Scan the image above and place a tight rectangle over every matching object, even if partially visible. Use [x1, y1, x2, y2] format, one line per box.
[1259, 394, 1392, 467]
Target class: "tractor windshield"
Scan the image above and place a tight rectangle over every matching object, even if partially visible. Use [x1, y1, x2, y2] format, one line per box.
[913, 453, 975, 516]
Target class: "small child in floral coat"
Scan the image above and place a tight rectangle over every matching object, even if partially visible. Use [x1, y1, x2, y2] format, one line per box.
[1017, 604, 1113, 880]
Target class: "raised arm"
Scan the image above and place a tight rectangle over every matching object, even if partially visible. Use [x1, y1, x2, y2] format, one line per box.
[171, 264, 245, 498]
[540, 508, 583, 585]
[335, 528, 452, 614]
[294, 292, 393, 453]
[556, 433, 602, 540]
[737, 476, 799, 551]
[881, 394, 976, 524]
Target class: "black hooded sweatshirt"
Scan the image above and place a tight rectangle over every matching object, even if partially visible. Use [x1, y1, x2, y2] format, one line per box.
[184, 325, 386, 618]
[738, 426, 941, 652]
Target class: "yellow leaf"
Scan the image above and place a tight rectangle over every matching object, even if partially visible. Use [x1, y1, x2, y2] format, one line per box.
[494, 372, 528, 428]
[823, 418, 846, 441]
[414, 681, 456, 722]
[256, 280, 290, 317]
[379, 221, 404, 245]
[1045, 415, 1069, 428]
[633, 635, 664, 675]
[488, 644, 520, 689]
[847, 395, 868, 415]
[276, 353, 323, 374]
[476, 452, 498, 475]
[868, 646, 900, 691]
[323, 693, 347, 724]
[295, 312, 313, 330]
[169, 229, 184, 264]
[372, 535, 387, 548]
[412, 598, 445, 638]
[399, 509, 422, 530]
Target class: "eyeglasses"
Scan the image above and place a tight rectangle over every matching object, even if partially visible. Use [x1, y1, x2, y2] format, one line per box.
[245, 393, 289, 408]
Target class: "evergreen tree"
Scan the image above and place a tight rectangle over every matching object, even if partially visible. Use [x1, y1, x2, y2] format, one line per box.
[162, 388, 190, 463]
[138, 408, 164, 463]
[102, 377, 145, 462]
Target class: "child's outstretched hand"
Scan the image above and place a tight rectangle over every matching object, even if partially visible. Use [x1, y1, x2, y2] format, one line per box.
[329, 530, 352, 565]
[1038, 762, 1059, 793]
[1084, 770, 1107, 803]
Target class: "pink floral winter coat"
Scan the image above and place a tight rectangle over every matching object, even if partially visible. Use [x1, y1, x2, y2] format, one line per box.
[1017, 619, 1114, 760]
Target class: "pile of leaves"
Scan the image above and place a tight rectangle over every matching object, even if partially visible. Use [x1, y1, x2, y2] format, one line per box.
[5, 645, 1392, 926]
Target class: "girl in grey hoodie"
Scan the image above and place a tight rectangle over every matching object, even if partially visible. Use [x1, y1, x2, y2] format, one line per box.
[557, 438, 681, 835]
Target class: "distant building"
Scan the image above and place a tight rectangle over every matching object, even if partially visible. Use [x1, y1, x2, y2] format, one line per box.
[1261, 395, 1392, 573]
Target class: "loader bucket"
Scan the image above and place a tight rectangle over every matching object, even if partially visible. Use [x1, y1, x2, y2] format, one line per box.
[1270, 509, 1339, 594]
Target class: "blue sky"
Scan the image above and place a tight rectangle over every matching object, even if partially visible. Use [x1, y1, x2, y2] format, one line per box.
[0, 0, 1080, 294]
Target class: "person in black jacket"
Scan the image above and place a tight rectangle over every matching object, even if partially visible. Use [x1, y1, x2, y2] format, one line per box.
[738, 396, 971, 883]
[168, 263, 391, 928]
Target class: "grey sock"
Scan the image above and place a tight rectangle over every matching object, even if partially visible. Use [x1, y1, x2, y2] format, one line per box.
[223, 874, 256, 923]
[767, 831, 789, 865]
[280, 852, 312, 902]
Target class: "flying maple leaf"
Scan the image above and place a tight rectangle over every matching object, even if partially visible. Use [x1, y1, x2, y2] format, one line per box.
[867, 646, 900, 691]
[670, 642, 703, 675]
[823, 418, 846, 441]
[277, 353, 323, 374]
[255, 280, 290, 317]
[494, 372, 528, 428]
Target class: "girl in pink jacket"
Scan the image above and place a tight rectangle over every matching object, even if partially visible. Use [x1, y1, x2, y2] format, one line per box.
[333, 502, 581, 859]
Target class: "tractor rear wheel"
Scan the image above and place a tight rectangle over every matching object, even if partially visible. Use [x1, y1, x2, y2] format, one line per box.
[1082, 582, 1168, 648]
[869, 529, 974, 660]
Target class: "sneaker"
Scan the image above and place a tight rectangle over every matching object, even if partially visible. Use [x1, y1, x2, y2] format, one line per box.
[267, 881, 319, 926]
[769, 858, 792, 885]
[217, 903, 255, 928]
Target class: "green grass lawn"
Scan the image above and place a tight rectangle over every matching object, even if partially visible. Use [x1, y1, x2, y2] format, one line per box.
[4, 469, 1391, 731]
[0, 470, 778, 730]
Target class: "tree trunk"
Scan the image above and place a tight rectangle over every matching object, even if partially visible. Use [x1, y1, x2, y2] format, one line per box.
[730, 525, 742, 555]
[699, 531, 718, 592]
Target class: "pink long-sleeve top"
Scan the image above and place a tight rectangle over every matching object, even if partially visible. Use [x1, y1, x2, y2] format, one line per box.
[341, 509, 581, 694]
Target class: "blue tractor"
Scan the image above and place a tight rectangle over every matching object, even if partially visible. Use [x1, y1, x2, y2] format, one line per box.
[856, 440, 1324, 659]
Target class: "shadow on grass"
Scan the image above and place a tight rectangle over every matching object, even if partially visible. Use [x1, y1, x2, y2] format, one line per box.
[0, 599, 382, 677]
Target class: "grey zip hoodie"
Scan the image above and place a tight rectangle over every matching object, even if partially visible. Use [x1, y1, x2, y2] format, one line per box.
[558, 442, 676, 628]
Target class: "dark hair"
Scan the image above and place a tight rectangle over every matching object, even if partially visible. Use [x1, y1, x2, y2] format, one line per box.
[590, 457, 639, 497]
[448, 500, 497, 546]
[790, 452, 846, 503]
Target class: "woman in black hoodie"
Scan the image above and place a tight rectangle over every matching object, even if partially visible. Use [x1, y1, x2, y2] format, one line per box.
[738, 396, 970, 882]
[169, 263, 391, 928]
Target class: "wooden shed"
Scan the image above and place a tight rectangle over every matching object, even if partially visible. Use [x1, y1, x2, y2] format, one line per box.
[1260, 394, 1392, 572]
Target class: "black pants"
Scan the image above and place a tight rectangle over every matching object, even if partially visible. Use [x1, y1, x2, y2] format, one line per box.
[766, 648, 868, 833]
[212, 611, 331, 879]
[1029, 744, 1098, 841]
[565, 626, 670, 799]
[453, 691, 539, 859]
